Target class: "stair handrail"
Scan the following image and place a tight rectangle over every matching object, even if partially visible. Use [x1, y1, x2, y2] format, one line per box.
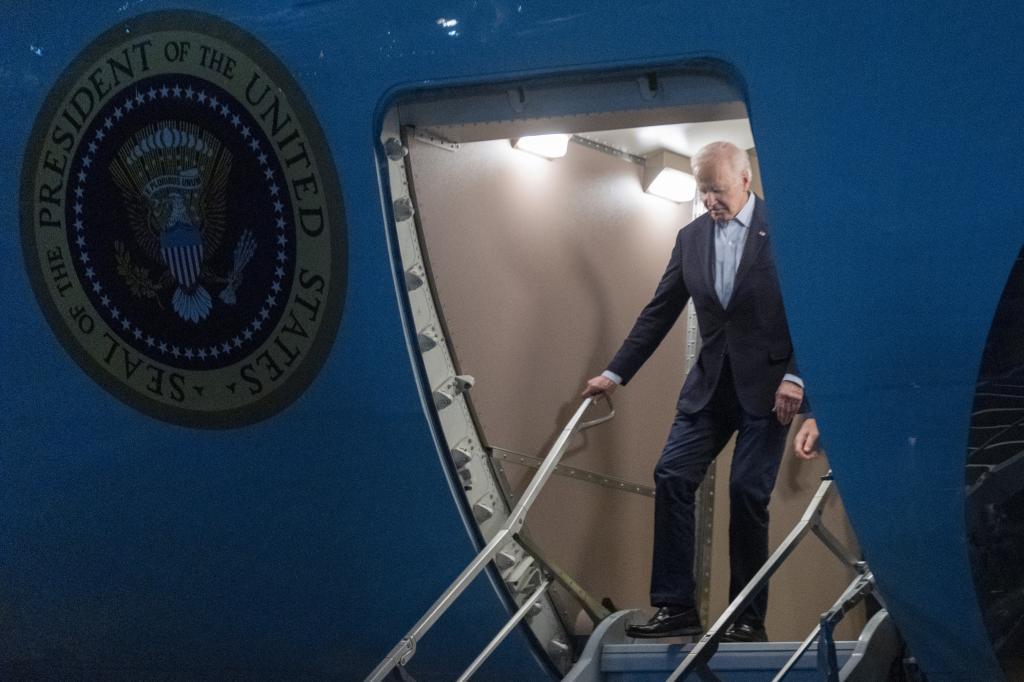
[365, 395, 614, 682]
[666, 471, 865, 682]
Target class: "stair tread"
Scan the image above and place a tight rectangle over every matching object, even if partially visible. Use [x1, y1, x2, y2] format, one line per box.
[601, 640, 857, 672]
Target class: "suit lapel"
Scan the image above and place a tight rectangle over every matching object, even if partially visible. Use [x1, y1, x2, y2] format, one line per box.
[694, 215, 721, 310]
[729, 196, 768, 307]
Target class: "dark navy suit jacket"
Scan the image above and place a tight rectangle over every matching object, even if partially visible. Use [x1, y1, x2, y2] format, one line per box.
[606, 195, 797, 418]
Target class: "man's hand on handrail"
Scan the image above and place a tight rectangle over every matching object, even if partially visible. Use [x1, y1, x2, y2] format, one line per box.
[582, 375, 618, 398]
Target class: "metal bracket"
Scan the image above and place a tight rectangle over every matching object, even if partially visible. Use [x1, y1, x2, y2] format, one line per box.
[507, 86, 527, 113]
[431, 374, 474, 409]
[404, 263, 425, 291]
[383, 137, 409, 160]
[516, 533, 612, 626]
[571, 135, 645, 165]
[416, 326, 440, 352]
[393, 196, 415, 222]
[413, 129, 460, 152]
[397, 637, 415, 666]
[637, 72, 660, 101]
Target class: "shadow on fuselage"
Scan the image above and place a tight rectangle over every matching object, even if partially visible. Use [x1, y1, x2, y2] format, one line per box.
[967, 245, 1024, 675]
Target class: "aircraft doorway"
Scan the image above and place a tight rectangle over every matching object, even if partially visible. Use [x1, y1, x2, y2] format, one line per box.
[381, 68, 866, 672]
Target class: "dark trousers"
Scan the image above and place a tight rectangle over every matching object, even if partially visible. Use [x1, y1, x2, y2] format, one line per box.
[650, 360, 788, 625]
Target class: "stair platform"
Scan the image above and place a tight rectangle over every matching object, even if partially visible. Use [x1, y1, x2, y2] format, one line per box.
[565, 611, 860, 681]
[600, 640, 856, 680]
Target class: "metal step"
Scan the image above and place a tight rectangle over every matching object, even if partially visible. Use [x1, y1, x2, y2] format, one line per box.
[565, 607, 906, 681]
[601, 641, 856, 681]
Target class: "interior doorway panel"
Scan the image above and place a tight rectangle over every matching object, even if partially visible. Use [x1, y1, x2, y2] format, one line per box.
[404, 123, 865, 641]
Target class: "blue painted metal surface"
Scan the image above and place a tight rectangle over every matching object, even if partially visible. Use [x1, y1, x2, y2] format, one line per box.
[2, 1, 1021, 679]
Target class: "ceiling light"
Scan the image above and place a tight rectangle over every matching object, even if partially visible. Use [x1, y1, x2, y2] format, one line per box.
[512, 134, 571, 159]
[643, 150, 696, 203]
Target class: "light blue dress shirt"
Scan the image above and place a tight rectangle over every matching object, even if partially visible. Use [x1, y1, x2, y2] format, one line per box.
[714, 191, 755, 308]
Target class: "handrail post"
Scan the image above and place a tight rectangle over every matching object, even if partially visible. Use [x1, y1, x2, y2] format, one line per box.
[455, 578, 552, 682]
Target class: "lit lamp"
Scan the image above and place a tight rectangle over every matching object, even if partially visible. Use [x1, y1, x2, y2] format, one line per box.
[512, 134, 571, 159]
[643, 149, 697, 203]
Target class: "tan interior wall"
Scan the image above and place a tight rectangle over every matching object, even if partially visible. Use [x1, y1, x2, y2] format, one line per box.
[408, 133, 864, 640]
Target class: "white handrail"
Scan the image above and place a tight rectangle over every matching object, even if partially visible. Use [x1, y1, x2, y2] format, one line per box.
[455, 578, 552, 682]
[365, 396, 614, 682]
[667, 474, 838, 682]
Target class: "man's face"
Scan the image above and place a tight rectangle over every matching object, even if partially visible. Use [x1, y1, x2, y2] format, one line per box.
[696, 159, 750, 223]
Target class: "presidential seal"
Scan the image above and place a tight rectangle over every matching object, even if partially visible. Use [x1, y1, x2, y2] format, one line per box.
[21, 12, 346, 427]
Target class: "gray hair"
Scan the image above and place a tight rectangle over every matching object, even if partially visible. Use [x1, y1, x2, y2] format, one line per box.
[690, 141, 751, 179]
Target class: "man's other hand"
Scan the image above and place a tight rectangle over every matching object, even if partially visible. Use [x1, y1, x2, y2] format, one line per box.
[773, 380, 804, 425]
[582, 376, 617, 398]
[795, 417, 821, 459]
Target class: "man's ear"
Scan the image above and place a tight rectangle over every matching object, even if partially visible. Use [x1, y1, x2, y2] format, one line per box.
[741, 170, 751, 191]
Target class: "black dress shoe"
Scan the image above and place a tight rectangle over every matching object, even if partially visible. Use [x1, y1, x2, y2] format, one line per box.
[626, 606, 702, 638]
[721, 621, 768, 642]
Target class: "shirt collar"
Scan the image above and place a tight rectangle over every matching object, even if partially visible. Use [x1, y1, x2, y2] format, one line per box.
[734, 191, 756, 227]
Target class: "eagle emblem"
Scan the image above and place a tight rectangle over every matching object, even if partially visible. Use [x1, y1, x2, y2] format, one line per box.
[110, 122, 254, 323]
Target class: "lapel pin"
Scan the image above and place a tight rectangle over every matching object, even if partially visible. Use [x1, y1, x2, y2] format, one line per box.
[758, 230, 766, 237]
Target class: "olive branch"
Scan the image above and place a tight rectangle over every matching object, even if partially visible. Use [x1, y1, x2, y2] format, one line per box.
[114, 240, 164, 308]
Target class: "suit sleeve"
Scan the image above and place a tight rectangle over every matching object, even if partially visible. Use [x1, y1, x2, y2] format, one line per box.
[605, 235, 690, 385]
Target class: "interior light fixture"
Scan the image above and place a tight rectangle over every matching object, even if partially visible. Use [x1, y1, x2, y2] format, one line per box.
[643, 149, 697, 203]
[512, 134, 571, 159]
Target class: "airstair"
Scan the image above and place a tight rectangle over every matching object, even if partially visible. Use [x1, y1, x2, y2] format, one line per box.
[367, 398, 906, 681]
[563, 473, 903, 681]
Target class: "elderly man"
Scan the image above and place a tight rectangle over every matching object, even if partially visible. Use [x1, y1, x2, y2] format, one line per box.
[583, 141, 803, 642]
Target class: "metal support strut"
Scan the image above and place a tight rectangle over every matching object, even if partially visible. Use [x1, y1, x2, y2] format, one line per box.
[667, 471, 862, 682]
[365, 396, 614, 682]
[771, 570, 875, 682]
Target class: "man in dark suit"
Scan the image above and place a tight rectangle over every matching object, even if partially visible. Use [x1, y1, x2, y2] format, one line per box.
[583, 141, 803, 642]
